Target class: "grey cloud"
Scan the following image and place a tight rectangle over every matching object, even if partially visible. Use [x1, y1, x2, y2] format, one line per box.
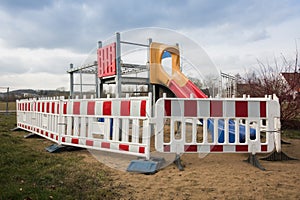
[0, 0, 53, 11]
[0, 0, 299, 53]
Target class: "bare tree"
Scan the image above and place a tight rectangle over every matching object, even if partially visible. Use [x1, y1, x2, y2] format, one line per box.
[239, 54, 300, 128]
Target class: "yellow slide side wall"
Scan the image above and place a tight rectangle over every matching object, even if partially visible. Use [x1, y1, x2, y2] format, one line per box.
[149, 42, 188, 87]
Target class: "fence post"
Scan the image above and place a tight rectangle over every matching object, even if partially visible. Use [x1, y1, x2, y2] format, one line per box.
[5, 87, 9, 115]
[58, 97, 64, 145]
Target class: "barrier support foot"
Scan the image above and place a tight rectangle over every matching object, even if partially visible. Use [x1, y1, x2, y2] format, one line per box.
[45, 144, 83, 153]
[127, 160, 159, 174]
[45, 144, 66, 153]
[260, 151, 297, 161]
[281, 139, 291, 145]
[11, 127, 23, 131]
[244, 154, 265, 171]
[174, 154, 184, 171]
[127, 157, 166, 174]
[24, 133, 42, 139]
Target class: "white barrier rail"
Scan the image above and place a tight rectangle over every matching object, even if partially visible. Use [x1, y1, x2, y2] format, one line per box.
[152, 95, 281, 155]
[16, 94, 281, 164]
[16, 95, 152, 159]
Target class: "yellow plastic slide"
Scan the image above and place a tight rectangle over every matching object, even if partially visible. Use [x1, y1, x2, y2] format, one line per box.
[149, 42, 207, 98]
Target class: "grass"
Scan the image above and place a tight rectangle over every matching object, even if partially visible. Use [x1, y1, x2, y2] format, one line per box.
[282, 129, 300, 139]
[0, 114, 122, 200]
[0, 101, 16, 111]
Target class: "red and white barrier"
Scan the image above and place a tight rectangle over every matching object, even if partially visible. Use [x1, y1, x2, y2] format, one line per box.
[17, 97, 62, 143]
[152, 95, 281, 155]
[16, 95, 152, 159]
[16, 93, 281, 164]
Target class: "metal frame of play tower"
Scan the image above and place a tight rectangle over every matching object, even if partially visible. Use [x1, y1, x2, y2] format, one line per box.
[67, 32, 153, 99]
[67, 32, 236, 100]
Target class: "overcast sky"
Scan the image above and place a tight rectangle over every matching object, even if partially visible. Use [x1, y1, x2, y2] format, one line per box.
[0, 0, 300, 91]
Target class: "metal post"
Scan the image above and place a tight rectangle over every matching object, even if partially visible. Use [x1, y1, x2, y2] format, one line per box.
[233, 78, 237, 97]
[96, 41, 103, 98]
[69, 63, 74, 99]
[218, 71, 222, 98]
[212, 83, 215, 98]
[6, 87, 9, 115]
[95, 67, 99, 98]
[115, 32, 122, 98]
[147, 38, 152, 95]
[96, 41, 102, 98]
[80, 66, 83, 98]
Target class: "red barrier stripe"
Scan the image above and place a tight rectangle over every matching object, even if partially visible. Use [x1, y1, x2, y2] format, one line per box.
[73, 102, 80, 115]
[184, 100, 197, 117]
[86, 140, 94, 146]
[184, 145, 198, 152]
[63, 102, 67, 114]
[140, 100, 146, 117]
[103, 101, 111, 115]
[164, 145, 170, 152]
[101, 142, 110, 149]
[261, 145, 268, 151]
[57, 103, 59, 114]
[139, 147, 145, 153]
[210, 101, 223, 117]
[236, 145, 248, 152]
[45, 132, 48, 137]
[119, 144, 129, 151]
[56, 136, 58, 141]
[260, 101, 266, 117]
[62, 137, 66, 142]
[210, 145, 223, 152]
[42, 102, 45, 112]
[121, 101, 130, 116]
[52, 102, 55, 114]
[164, 100, 171, 116]
[87, 101, 95, 115]
[235, 101, 248, 117]
[46, 102, 50, 113]
[71, 138, 79, 144]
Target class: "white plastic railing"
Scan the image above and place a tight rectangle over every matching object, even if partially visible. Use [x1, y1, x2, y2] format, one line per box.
[16, 93, 281, 160]
[152, 95, 281, 155]
[16, 94, 152, 159]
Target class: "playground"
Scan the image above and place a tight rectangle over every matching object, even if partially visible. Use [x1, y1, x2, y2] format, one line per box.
[8, 29, 299, 198]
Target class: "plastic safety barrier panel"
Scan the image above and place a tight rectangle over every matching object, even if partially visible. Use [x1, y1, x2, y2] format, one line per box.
[152, 95, 281, 155]
[16, 95, 152, 159]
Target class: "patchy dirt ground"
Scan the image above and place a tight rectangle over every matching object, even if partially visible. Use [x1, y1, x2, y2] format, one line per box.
[82, 138, 300, 200]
